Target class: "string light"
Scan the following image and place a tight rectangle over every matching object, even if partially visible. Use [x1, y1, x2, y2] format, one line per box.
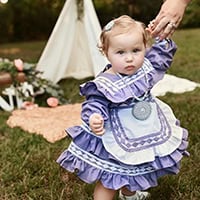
[0, 0, 8, 4]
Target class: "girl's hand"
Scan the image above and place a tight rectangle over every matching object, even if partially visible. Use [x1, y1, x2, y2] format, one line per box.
[89, 113, 105, 135]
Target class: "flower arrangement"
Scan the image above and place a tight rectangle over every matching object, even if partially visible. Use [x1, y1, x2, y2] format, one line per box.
[0, 58, 66, 107]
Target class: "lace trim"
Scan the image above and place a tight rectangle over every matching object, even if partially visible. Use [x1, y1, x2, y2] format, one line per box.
[68, 142, 156, 176]
[93, 58, 153, 95]
[111, 103, 171, 152]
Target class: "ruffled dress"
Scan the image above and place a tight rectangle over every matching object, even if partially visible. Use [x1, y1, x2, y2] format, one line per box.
[57, 39, 189, 191]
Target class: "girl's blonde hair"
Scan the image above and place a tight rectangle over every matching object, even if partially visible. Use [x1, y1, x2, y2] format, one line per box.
[98, 15, 150, 55]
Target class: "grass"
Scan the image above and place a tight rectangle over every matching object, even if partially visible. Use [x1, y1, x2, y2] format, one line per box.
[0, 40, 46, 63]
[0, 28, 200, 199]
[169, 29, 200, 82]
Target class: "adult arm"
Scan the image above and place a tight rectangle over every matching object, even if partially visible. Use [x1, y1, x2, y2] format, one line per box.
[150, 0, 192, 39]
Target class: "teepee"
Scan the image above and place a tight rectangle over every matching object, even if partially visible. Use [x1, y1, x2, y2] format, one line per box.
[36, 0, 108, 83]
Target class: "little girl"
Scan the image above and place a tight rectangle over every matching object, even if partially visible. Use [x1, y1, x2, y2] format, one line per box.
[57, 15, 189, 200]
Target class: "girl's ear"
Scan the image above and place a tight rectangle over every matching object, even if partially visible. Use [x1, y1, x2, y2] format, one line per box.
[144, 28, 154, 48]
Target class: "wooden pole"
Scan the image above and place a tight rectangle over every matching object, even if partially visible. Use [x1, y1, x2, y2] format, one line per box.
[0, 72, 26, 86]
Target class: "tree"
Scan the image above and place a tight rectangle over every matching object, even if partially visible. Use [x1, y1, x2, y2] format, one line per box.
[94, 0, 163, 26]
[181, 0, 200, 28]
[0, 0, 65, 42]
[0, 0, 199, 43]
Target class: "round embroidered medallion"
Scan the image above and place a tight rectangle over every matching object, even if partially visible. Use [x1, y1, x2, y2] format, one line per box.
[132, 101, 152, 120]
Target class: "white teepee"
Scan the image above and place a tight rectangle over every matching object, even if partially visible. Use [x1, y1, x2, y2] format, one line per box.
[36, 0, 108, 83]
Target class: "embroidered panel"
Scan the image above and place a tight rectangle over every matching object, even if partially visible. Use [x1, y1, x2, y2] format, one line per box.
[68, 142, 156, 176]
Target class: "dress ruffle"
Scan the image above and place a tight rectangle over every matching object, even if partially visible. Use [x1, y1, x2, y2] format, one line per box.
[80, 58, 157, 103]
[57, 124, 189, 191]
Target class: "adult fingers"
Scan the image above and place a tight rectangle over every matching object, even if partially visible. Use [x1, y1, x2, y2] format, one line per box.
[151, 16, 171, 37]
[159, 22, 176, 40]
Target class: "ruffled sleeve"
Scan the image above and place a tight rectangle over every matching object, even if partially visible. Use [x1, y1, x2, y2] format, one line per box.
[146, 39, 177, 71]
[145, 39, 177, 88]
[80, 82, 110, 125]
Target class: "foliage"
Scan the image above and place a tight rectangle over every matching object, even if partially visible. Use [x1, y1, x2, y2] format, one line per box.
[0, 0, 66, 42]
[0, 0, 200, 43]
[181, 0, 200, 28]
[94, 0, 163, 26]
[0, 58, 66, 105]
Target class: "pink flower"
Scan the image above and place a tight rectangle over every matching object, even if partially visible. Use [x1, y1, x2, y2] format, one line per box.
[47, 97, 59, 107]
[21, 101, 38, 110]
[14, 59, 24, 71]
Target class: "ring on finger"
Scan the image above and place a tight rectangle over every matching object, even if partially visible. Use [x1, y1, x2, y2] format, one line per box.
[150, 19, 156, 24]
[167, 22, 177, 29]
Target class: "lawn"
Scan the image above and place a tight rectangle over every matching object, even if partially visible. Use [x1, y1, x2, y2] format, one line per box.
[0, 29, 200, 200]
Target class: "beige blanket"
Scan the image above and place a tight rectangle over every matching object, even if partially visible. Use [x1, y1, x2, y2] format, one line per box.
[7, 104, 82, 143]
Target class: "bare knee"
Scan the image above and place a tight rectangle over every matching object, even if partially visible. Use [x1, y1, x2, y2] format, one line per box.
[93, 181, 116, 200]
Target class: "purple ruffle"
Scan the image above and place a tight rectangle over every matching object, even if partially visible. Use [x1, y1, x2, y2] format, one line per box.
[57, 126, 189, 191]
[80, 70, 154, 104]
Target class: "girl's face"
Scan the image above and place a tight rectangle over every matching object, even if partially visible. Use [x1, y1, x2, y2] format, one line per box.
[106, 30, 146, 76]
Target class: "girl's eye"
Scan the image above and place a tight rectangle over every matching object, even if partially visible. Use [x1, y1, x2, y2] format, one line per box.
[117, 50, 124, 55]
[132, 48, 140, 53]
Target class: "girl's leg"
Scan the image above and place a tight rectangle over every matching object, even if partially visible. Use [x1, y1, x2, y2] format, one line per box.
[93, 181, 116, 200]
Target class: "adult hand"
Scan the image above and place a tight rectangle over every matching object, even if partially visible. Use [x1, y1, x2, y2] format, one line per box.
[149, 0, 191, 39]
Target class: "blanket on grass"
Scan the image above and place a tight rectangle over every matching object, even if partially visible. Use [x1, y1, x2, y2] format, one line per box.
[7, 104, 82, 143]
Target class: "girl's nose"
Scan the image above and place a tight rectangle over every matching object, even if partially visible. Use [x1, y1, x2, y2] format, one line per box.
[125, 53, 133, 62]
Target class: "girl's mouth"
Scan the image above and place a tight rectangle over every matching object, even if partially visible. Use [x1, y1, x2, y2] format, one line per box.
[125, 65, 135, 70]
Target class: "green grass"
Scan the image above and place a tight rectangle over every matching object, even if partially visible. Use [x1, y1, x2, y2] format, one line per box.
[0, 40, 46, 63]
[169, 28, 200, 82]
[0, 29, 200, 199]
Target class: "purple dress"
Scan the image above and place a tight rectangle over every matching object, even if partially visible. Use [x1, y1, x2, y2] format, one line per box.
[57, 39, 189, 191]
